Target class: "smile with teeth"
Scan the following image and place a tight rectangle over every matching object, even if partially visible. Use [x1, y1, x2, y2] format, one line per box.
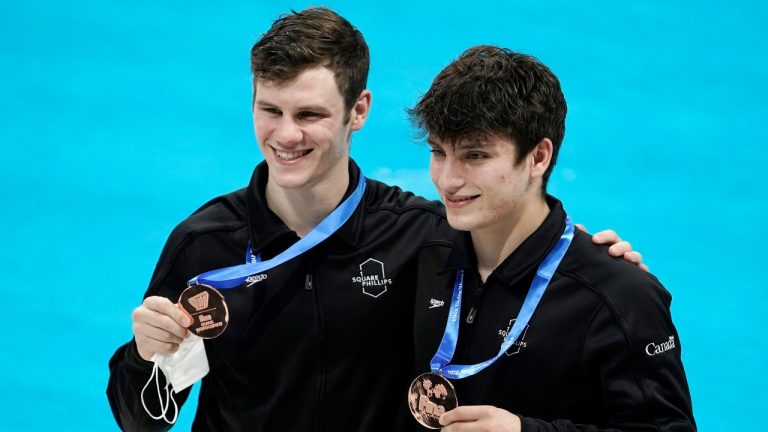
[273, 147, 313, 161]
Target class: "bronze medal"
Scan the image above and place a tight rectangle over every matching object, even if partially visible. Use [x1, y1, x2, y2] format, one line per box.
[407, 372, 458, 429]
[178, 284, 229, 339]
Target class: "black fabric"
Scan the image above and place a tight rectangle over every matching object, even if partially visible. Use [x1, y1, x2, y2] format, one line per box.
[107, 159, 451, 431]
[407, 196, 696, 432]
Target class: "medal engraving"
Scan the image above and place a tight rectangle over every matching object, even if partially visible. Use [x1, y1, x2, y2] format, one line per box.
[407, 372, 458, 429]
[178, 284, 229, 338]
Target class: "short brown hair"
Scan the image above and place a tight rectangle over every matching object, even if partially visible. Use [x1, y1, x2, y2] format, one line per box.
[409, 45, 567, 192]
[250, 7, 369, 112]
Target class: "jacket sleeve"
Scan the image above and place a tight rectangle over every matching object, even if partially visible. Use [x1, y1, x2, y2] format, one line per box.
[519, 281, 696, 432]
[106, 226, 195, 431]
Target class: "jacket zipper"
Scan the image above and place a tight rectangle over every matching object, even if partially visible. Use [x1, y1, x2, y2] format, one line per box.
[307, 257, 327, 431]
[458, 277, 485, 360]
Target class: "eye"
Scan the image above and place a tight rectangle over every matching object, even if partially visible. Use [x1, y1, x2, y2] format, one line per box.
[466, 151, 488, 160]
[261, 107, 281, 116]
[298, 111, 321, 120]
[429, 147, 446, 158]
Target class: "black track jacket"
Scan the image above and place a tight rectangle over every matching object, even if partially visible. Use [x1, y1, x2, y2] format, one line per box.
[107, 160, 448, 431]
[409, 197, 696, 431]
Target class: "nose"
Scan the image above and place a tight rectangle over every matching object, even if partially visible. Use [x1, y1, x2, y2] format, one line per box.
[272, 117, 303, 147]
[432, 155, 465, 193]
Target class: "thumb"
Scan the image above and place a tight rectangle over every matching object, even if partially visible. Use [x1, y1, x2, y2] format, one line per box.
[143, 295, 193, 329]
[176, 303, 194, 327]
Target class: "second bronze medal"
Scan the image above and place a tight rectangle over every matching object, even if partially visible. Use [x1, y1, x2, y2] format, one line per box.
[407, 372, 458, 429]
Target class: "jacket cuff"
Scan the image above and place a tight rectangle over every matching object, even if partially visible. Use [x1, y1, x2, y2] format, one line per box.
[123, 339, 155, 380]
[520, 416, 544, 432]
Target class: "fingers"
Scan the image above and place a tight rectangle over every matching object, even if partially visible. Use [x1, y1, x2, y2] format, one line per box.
[638, 261, 650, 272]
[575, 223, 587, 233]
[609, 245, 651, 272]
[591, 231, 649, 271]
[440, 406, 521, 432]
[591, 229, 619, 245]
[440, 406, 496, 425]
[143, 296, 193, 331]
[134, 321, 184, 345]
[621, 251, 642, 264]
[133, 327, 182, 361]
[132, 296, 193, 361]
[608, 241, 632, 257]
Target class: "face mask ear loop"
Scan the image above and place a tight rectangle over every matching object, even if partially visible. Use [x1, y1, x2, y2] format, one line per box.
[141, 362, 172, 421]
[140, 363, 179, 424]
[163, 387, 179, 425]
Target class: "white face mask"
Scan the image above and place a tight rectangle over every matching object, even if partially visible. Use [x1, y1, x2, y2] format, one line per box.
[141, 334, 209, 424]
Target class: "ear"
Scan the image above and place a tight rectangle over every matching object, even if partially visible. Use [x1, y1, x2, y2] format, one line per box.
[350, 89, 372, 131]
[530, 138, 553, 179]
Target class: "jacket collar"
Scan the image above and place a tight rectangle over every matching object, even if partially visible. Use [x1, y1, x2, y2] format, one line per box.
[440, 195, 567, 289]
[245, 159, 365, 256]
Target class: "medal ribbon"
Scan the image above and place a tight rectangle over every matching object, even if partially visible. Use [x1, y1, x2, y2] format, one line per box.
[188, 174, 366, 289]
[430, 216, 574, 379]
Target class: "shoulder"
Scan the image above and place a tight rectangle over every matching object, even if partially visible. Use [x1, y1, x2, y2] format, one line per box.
[558, 230, 673, 326]
[364, 178, 445, 218]
[165, 187, 249, 253]
[556, 231, 688, 374]
[363, 178, 455, 248]
[147, 187, 249, 294]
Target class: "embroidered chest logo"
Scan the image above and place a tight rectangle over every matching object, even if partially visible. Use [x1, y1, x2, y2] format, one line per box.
[352, 258, 393, 298]
[245, 274, 267, 287]
[645, 336, 676, 357]
[498, 318, 530, 356]
[429, 298, 445, 309]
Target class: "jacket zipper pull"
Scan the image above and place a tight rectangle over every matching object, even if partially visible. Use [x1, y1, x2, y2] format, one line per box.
[466, 307, 477, 324]
[305, 273, 313, 290]
[466, 281, 484, 324]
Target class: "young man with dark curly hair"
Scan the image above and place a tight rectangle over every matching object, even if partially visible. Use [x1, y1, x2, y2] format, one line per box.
[405, 46, 696, 431]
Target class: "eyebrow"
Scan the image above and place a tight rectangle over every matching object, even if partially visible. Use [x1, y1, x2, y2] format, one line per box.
[296, 104, 330, 112]
[254, 99, 276, 108]
[455, 137, 490, 151]
[426, 137, 488, 150]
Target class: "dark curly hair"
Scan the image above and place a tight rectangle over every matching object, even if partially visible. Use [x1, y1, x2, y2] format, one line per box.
[250, 7, 369, 114]
[409, 45, 566, 191]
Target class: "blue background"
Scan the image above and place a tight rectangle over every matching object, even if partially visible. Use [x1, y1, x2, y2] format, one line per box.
[1, 0, 766, 430]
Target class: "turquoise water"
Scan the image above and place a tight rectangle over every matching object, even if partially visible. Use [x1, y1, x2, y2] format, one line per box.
[1, 1, 765, 430]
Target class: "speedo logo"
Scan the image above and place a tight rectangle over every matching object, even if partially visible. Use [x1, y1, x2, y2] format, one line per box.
[429, 299, 445, 309]
[246, 274, 267, 287]
[645, 336, 676, 356]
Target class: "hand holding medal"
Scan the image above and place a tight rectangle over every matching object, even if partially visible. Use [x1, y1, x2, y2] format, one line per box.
[137, 284, 228, 425]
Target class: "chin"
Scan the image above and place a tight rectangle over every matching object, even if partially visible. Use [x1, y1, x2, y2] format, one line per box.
[446, 213, 479, 232]
[268, 170, 314, 190]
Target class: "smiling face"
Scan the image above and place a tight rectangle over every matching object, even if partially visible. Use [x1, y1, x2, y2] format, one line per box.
[253, 65, 369, 193]
[429, 134, 549, 234]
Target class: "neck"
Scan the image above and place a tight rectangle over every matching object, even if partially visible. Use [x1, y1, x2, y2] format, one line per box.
[266, 165, 350, 237]
[471, 197, 550, 282]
